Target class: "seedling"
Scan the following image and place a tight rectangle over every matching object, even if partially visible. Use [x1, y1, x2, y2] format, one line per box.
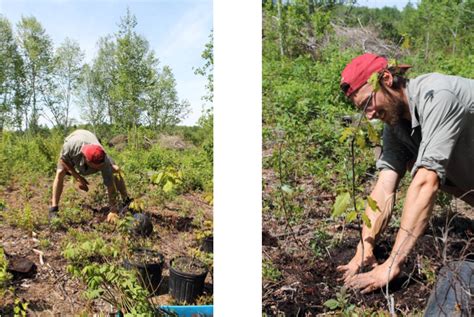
[262, 259, 282, 283]
[0, 247, 12, 291]
[324, 286, 355, 315]
[150, 166, 183, 194]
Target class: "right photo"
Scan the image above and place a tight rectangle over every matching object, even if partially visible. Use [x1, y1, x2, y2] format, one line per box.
[262, 1, 474, 316]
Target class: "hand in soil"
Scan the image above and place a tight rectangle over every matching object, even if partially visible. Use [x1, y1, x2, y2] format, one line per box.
[337, 252, 378, 283]
[77, 177, 89, 192]
[345, 261, 401, 294]
[106, 212, 119, 223]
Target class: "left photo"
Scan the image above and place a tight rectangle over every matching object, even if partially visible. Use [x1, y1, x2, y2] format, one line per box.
[0, 1, 213, 315]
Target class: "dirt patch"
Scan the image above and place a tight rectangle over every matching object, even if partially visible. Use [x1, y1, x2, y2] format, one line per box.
[0, 176, 213, 314]
[157, 135, 189, 150]
[108, 134, 128, 151]
[262, 167, 473, 315]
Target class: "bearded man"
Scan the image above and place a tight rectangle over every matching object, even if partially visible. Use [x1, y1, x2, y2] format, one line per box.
[337, 53, 474, 294]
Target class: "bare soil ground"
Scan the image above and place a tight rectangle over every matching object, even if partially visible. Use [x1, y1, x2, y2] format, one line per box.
[262, 166, 474, 316]
[0, 175, 213, 315]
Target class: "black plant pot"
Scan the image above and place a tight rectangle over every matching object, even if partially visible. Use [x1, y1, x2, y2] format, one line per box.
[169, 257, 208, 303]
[201, 236, 213, 253]
[123, 249, 164, 294]
[130, 213, 153, 237]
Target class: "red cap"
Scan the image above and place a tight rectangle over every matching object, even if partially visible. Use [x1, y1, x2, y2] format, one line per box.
[340, 53, 412, 96]
[341, 53, 388, 96]
[81, 144, 105, 164]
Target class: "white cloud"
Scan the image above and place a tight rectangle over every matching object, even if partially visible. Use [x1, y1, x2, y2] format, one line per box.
[157, 4, 212, 60]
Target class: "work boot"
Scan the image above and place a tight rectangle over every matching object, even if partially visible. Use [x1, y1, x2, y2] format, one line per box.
[48, 206, 59, 221]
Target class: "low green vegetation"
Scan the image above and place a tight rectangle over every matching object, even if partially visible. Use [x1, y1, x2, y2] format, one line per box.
[263, 0, 473, 315]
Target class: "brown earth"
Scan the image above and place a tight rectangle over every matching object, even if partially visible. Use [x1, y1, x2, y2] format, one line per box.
[0, 175, 213, 315]
[262, 166, 473, 316]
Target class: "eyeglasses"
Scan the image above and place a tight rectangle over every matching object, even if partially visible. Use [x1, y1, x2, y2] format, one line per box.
[357, 91, 375, 113]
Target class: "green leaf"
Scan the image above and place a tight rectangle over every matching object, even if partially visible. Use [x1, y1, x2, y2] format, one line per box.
[332, 192, 350, 218]
[367, 72, 380, 92]
[163, 180, 174, 193]
[324, 298, 340, 310]
[345, 210, 357, 223]
[367, 196, 380, 212]
[339, 127, 354, 143]
[356, 197, 366, 211]
[361, 213, 372, 229]
[151, 171, 163, 185]
[355, 132, 366, 149]
[367, 122, 380, 144]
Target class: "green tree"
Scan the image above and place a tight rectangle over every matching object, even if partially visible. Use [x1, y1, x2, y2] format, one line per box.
[0, 16, 22, 132]
[399, 0, 474, 60]
[145, 65, 190, 129]
[109, 8, 157, 128]
[194, 31, 214, 103]
[90, 36, 116, 124]
[16, 16, 54, 132]
[48, 38, 84, 130]
[78, 64, 108, 132]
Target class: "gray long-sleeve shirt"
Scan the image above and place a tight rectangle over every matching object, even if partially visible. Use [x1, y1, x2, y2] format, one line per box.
[376, 73, 474, 202]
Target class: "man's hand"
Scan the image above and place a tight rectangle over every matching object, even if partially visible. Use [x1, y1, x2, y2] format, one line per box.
[337, 251, 378, 283]
[106, 205, 119, 223]
[106, 212, 119, 223]
[345, 260, 401, 294]
[76, 176, 89, 192]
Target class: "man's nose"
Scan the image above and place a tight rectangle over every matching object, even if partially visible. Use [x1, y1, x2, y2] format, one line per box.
[365, 108, 376, 120]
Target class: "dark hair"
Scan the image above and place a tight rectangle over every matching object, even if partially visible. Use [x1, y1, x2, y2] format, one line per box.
[378, 67, 407, 105]
[385, 67, 408, 90]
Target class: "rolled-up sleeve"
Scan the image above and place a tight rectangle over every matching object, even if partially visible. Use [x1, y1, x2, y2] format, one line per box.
[411, 90, 465, 184]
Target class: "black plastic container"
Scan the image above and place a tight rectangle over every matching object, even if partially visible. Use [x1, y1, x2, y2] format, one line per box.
[123, 249, 164, 294]
[201, 236, 213, 253]
[131, 213, 153, 237]
[169, 256, 208, 303]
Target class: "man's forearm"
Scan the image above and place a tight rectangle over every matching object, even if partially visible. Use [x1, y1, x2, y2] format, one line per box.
[388, 168, 438, 267]
[357, 170, 399, 256]
[60, 159, 82, 181]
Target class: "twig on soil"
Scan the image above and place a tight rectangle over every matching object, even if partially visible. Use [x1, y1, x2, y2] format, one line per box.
[32, 248, 44, 265]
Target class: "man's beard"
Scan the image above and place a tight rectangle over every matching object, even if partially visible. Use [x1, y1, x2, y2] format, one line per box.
[384, 101, 405, 126]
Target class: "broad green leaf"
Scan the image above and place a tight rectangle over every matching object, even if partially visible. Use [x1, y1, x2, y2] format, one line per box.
[339, 127, 354, 143]
[367, 121, 380, 144]
[345, 210, 357, 223]
[324, 299, 340, 310]
[387, 58, 398, 68]
[152, 171, 164, 185]
[362, 213, 372, 229]
[368, 72, 380, 92]
[367, 196, 380, 212]
[332, 192, 350, 218]
[356, 197, 366, 211]
[163, 180, 174, 193]
[356, 132, 366, 149]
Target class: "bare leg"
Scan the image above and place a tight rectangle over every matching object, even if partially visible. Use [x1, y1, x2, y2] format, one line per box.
[52, 168, 67, 207]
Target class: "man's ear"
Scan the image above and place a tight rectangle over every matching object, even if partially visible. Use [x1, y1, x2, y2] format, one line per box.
[382, 70, 393, 87]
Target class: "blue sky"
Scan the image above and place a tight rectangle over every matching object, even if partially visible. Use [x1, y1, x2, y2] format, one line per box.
[359, 0, 416, 10]
[0, 0, 213, 126]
